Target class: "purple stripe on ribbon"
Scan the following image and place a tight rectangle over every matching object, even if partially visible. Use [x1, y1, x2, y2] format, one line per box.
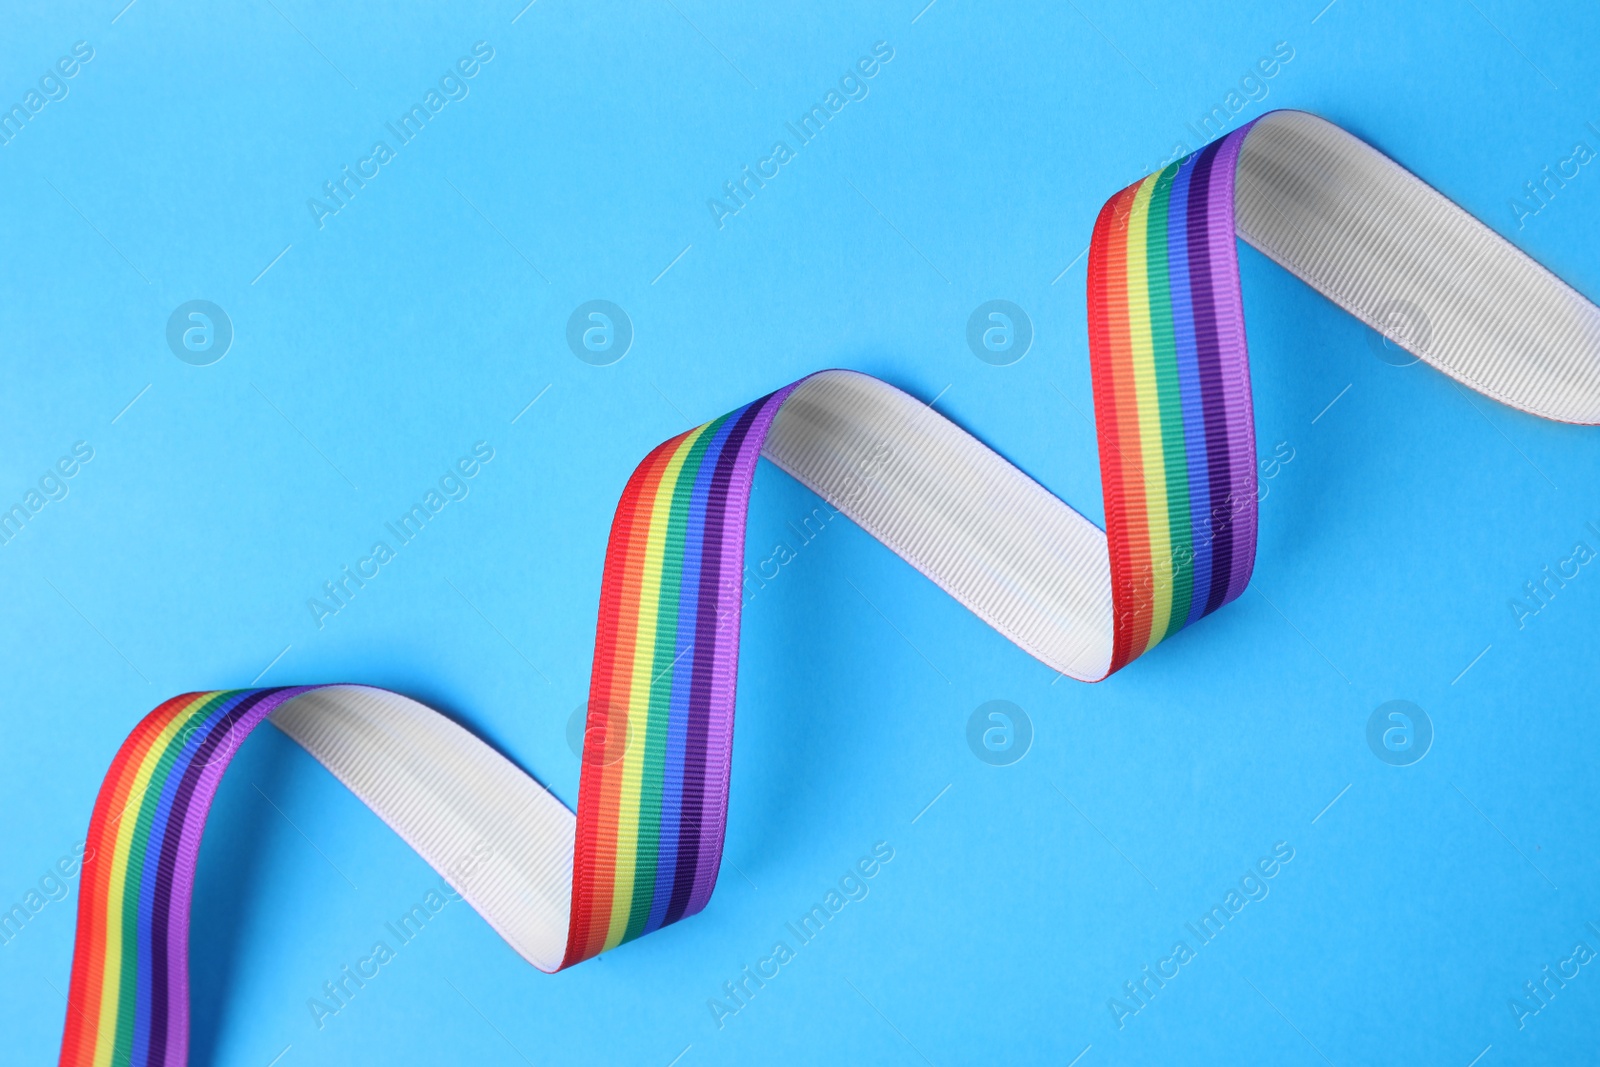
[680, 384, 803, 921]
[1210, 124, 1260, 607]
[645, 411, 743, 935]
[1184, 139, 1240, 619]
[157, 685, 322, 1067]
[135, 691, 250, 1067]
[662, 397, 771, 926]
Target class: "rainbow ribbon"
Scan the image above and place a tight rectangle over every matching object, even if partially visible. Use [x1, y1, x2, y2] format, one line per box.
[1088, 128, 1257, 672]
[58, 111, 1600, 1066]
[61, 690, 310, 1067]
[564, 389, 796, 962]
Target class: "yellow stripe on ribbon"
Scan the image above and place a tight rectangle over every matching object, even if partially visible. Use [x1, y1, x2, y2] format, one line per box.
[604, 427, 706, 951]
[1123, 175, 1175, 652]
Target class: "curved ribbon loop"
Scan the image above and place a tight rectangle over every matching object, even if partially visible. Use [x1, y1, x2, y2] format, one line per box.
[59, 110, 1600, 1066]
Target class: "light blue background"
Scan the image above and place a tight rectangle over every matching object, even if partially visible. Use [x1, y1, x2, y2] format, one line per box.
[3, 1, 1599, 1064]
